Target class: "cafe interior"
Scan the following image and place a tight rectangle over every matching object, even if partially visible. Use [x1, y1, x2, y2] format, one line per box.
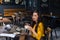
[0, 0, 60, 40]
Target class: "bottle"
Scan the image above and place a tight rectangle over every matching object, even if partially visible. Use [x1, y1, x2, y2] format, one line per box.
[3, 22, 5, 27]
[50, 12, 52, 16]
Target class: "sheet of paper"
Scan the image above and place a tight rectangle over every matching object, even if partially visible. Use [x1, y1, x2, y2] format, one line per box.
[0, 33, 16, 38]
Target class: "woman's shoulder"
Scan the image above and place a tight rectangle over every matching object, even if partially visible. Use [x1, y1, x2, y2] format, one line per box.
[39, 22, 43, 24]
[39, 22, 43, 26]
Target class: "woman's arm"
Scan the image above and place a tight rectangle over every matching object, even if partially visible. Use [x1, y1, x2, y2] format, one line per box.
[27, 22, 44, 40]
[32, 22, 44, 40]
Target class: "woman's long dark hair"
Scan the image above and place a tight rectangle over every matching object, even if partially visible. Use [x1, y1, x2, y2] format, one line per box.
[31, 10, 42, 32]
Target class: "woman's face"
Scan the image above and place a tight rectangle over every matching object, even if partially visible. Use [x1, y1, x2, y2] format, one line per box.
[32, 12, 38, 22]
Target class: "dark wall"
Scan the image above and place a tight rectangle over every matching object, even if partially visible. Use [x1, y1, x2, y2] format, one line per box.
[0, 0, 60, 16]
[0, 5, 3, 14]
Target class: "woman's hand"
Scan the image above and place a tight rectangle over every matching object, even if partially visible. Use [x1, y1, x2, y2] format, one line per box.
[27, 26, 33, 31]
[24, 25, 33, 31]
[24, 25, 37, 36]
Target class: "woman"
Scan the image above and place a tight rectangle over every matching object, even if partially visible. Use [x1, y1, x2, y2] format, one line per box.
[25, 10, 45, 40]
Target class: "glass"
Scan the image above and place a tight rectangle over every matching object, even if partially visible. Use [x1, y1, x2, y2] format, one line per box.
[15, 0, 20, 4]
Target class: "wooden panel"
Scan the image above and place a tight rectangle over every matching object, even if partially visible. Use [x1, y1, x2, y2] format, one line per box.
[19, 35, 25, 40]
[4, 9, 26, 16]
[0, 0, 2, 4]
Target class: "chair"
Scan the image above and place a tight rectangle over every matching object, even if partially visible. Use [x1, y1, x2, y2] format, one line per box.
[42, 16, 58, 40]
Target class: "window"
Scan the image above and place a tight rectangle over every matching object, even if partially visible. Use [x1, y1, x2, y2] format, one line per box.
[4, 0, 10, 2]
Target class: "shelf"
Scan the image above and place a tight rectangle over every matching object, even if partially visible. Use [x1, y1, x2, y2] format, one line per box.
[4, 8, 26, 16]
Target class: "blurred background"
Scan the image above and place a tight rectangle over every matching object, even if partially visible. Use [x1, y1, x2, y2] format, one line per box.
[0, 0, 60, 40]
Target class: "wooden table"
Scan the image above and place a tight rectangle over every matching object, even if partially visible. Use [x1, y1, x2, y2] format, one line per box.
[19, 33, 27, 40]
